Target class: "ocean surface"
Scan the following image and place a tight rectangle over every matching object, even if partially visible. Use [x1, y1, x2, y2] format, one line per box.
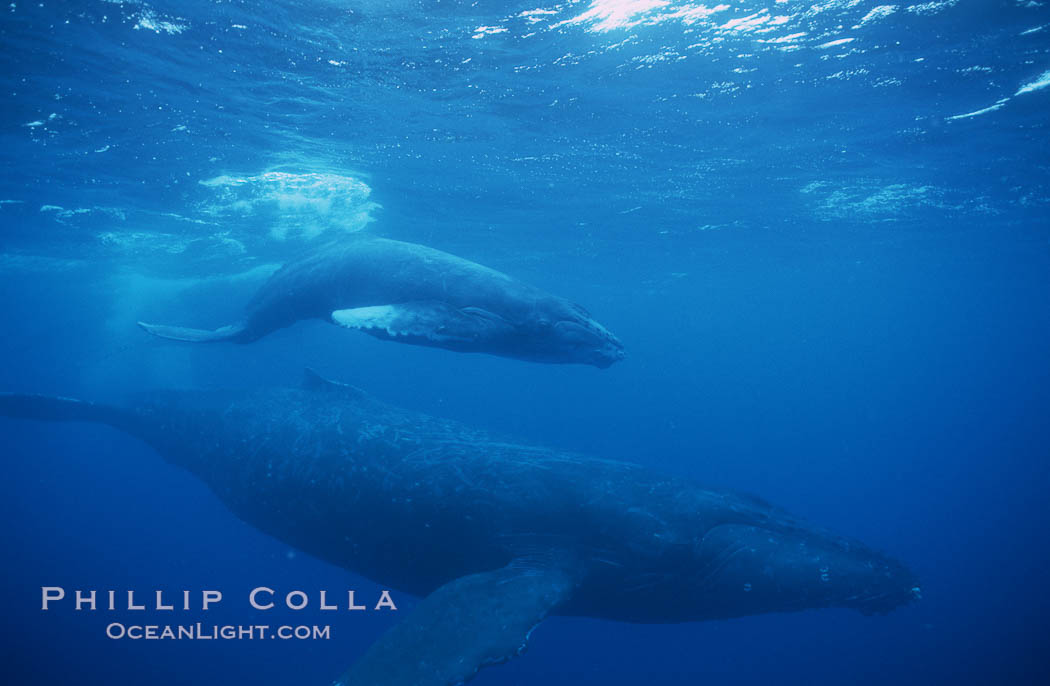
[1, 1, 1048, 684]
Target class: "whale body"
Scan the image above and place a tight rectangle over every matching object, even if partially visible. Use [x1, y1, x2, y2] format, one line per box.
[138, 236, 626, 368]
[0, 374, 918, 685]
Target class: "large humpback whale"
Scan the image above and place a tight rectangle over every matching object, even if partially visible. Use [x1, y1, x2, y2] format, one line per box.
[0, 373, 918, 685]
[138, 236, 626, 368]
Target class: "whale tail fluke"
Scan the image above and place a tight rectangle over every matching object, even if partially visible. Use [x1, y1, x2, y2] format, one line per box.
[0, 392, 130, 429]
[137, 321, 247, 343]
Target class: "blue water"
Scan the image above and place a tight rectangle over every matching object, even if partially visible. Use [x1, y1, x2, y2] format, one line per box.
[2, 0, 1048, 683]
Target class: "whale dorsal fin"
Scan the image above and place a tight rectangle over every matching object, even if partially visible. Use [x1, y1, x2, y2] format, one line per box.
[301, 368, 369, 399]
[333, 560, 578, 686]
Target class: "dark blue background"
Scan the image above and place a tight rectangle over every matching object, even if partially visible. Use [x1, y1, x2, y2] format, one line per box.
[2, 1, 1048, 684]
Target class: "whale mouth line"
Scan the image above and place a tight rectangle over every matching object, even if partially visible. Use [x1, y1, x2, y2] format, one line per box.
[848, 584, 920, 614]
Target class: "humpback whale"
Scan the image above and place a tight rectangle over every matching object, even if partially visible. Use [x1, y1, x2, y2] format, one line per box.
[0, 373, 918, 685]
[138, 236, 626, 368]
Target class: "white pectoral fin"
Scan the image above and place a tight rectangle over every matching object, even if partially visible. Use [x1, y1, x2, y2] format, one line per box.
[331, 305, 407, 335]
[333, 561, 577, 686]
[331, 302, 511, 344]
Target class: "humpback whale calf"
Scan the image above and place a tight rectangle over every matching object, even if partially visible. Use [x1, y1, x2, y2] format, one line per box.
[138, 236, 626, 368]
[0, 373, 918, 685]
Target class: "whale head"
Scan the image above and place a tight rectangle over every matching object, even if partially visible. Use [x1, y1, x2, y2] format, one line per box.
[532, 300, 625, 368]
[685, 522, 920, 620]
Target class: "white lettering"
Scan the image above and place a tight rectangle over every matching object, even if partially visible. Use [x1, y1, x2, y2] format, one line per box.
[375, 590, 397, 611]
[202, 590, 222, 610]
[75, 589, 96, 611]
[286, 590, 308, 610]
[156, 590, 173, 611]
[250, 587, 274, 610]
[127, 590, 145, 611]
[41, 586, 65, 610]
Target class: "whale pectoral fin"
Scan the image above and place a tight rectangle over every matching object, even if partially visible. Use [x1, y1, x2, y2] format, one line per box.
[334, 562, 577, 686]
[331, 302, 512, 344]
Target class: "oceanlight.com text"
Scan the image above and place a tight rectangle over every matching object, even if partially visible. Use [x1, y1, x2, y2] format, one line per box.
[105, 623, 331, 640]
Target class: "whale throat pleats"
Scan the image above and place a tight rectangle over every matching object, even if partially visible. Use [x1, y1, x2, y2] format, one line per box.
[334, 560, 577, 686]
